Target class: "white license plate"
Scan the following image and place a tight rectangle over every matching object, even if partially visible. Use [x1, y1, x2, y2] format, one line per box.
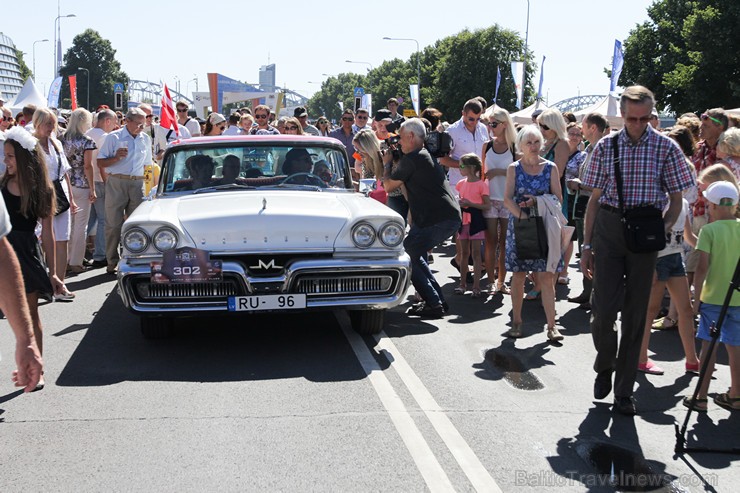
[227, 294, 306, 312]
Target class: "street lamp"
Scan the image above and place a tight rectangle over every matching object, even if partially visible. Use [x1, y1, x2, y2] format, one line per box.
[32, 39, 49, 81]
[345, 60, 374, 72]
[76, 67, 89, 109]
[186, 77, 198, 99]
[383, 37, 421, 107]
[522, 0, 530, 107]
[54, 13, 76, 76]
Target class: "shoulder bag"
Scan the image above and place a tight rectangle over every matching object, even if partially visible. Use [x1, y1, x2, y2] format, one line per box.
[50, 140, 70, 216]
[514, 206, 548, 260]
[612, 135, 665, 252]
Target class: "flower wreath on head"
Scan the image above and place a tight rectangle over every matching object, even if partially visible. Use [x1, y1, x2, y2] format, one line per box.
[4, 126, 39, 153]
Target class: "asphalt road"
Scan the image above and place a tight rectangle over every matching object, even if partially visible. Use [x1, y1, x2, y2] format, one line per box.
[1, 242, 737, 492]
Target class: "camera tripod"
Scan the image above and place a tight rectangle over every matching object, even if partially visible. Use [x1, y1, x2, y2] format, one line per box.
[675, 257, 740, 455]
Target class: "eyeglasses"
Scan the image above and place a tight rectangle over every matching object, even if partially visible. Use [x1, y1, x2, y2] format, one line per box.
[568, 132, 582, 138]
[145, 115, 153, 119]
[342, 117, 353, 121]
[539, 124, 550, 131]
[624, 116, 651, 124]
[488, 121, 500, 128]
[356, 115, 368, 120]
[177, 108, 188, 113]
[466, 116, 481, 123]
[255, 114, 268, 119]
[700, 113, 723, 125]
[286, 126, 299, 131]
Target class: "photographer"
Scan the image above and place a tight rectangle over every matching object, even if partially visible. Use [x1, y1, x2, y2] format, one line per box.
[382, 119, 461, 319]
[374, 109, 408, 222]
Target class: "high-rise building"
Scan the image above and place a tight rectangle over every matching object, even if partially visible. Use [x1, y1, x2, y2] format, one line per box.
[259, 64, 276, 93]
[0, 33, 24, 103]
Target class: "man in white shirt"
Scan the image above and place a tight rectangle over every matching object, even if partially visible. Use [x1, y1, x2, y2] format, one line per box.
[176, 101, 201, 137]
[439, 98, 488, 189]
[85, 108, 118, 268]
[294, 107, 320, 135]
[223, 113, 242, 136]
[352, 108, 371, 133]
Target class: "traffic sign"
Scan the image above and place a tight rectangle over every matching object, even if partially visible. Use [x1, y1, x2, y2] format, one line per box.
[113, 83, 124, 93]
[354, 87, 365, 98]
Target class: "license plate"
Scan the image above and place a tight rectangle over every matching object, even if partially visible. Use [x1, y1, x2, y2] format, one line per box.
[227, 294, 306, 312]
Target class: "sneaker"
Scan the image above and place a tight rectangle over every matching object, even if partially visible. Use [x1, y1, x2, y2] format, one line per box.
[637, 360, 664, 375]
[547, 326, 564, 341]
[54, 290, 76, 302]
[418, 303, 445, 319]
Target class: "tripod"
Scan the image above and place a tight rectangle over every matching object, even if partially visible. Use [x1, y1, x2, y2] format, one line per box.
[675, 257, 740, 455]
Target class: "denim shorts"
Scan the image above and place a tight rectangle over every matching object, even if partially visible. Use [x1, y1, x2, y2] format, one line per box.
[655, 252, 685, 281]
[697, 303, 740, 346]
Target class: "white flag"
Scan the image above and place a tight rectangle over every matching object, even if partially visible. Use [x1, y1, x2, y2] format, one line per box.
[511, 61, 524, 109]
[409, 84, 419, 115]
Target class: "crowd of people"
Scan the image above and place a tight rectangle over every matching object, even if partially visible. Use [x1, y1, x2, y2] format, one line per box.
[1, 88, 738, 416]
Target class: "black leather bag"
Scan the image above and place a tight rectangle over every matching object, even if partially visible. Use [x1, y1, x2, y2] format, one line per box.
[50, 142, 70, 216]
[514, 207, 548, 260]
[612, 136, 665, 253]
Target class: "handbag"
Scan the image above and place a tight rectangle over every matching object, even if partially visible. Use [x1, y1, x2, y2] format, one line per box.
[514, 207, 548, 260]
[50, 141, 70, 216]
[612, 135, 665, 253]
[368, 179, 388, 204]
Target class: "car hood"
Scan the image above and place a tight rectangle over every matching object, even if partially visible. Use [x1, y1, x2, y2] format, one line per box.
[175, 191, 351, 251]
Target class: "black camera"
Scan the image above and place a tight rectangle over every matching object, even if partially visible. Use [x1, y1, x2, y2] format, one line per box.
[425, 130, 453, 158]
[385, 134, 400, 146]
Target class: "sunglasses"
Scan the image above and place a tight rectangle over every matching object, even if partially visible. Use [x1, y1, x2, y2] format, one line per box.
[218, 125, 226, 130]
[488, 121, 500, 128]
[177, 108, 188, 113]
[700, 113, 723, 125]
[255, 114, 268, 119]
[539, 124, 550, 131]
[286, 126, 299, 131]
[466, 116, 481, 123]
[145, 115, 153, 119]
[342, 117, 353, 121]
[2, 116, 12, 122]
[356, 115, 368, 120]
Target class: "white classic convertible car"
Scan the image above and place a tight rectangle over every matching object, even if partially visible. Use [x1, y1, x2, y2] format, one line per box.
[117, 135, 411, 338]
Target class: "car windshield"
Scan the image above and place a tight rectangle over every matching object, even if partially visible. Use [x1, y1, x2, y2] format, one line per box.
[160, 143, 351, 193]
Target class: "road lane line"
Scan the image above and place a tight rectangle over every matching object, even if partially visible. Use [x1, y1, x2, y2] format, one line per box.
[341, 325, 455, 493]
[375, 332, 503, 493]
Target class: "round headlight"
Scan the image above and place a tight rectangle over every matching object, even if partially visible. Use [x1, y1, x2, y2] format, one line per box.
[152, 227, 179, 252]
[351, 222, 376, 249]
[379, 222, 405, 247]
[123, 228, 150, 253]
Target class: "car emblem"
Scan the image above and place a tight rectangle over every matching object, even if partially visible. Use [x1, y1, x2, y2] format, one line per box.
[250, 259, 283, 270]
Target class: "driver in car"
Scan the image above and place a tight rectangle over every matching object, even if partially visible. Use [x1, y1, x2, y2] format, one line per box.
[176, 154, 215, 190]
[282, 148, 313, 175]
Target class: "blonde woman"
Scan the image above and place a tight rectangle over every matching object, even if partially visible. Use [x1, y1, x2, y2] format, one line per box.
[33, 108, 76, 301]
[352, 128, 384, 179]
[61, 108, 97, 273]
[481, 106, 518, 294]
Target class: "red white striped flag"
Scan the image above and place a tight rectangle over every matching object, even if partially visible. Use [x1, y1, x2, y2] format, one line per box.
[160, 83, 179, 136]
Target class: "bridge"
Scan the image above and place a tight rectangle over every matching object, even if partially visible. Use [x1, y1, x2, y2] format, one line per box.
[550, 95, 605, 113]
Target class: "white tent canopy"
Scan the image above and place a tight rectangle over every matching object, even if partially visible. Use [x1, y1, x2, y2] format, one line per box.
[727, 108, 740, 116]
[511, 100, 550, 124]
[574, 94, 623, 127]
[8, 78, 47, 112]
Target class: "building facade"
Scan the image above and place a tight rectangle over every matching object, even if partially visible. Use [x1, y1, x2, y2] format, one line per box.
[0, 33, 24, 103]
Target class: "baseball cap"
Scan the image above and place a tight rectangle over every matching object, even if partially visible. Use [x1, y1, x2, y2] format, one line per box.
[374, 109, 392, 122]
[703, 181, 739, 206]
[293, 106, 308, 118]
[208, 112, 226, 125]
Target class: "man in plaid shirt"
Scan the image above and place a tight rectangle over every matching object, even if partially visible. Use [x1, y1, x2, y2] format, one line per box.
[580, 86, 694, 415]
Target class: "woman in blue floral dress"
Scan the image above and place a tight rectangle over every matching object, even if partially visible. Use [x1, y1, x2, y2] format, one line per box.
[504, 125, 563, 341]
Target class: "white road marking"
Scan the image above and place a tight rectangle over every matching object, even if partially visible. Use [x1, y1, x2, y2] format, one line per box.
[374, 332, 503, 493]
[341, 325, 455, 493]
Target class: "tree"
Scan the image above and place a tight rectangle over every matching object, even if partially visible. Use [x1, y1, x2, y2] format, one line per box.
[59, 29, 129, 110]
[14, 48, 32, 82]
[621, 0, 740, 113]
[307, 72, 367, 121]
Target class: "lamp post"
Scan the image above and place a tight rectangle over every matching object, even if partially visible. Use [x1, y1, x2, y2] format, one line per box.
[32, 39, 49, 81]
[76, 67, 89, 109]
[522, 0, 530, 106]
[383, 37, 421, 107]
[54, 13, 76, 76]
[345, 60, 374, 72]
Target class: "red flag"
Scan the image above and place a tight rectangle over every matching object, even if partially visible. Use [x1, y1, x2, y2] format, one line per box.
[160, 83, 179, 137]
[69, 75, 78, 110]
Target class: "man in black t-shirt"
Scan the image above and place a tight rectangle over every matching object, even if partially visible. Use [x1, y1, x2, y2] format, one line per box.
[382, 119, 461, 318]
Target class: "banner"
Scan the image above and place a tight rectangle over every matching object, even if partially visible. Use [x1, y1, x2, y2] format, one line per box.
[160, 83, 178, 136]
[361, 94, 372, 117]
[69, 75, 78, 110]
[537, 56, 546, 100]
[511, 61, 524, 109]
[47, 76, 63, 108]
[493, 66, 501, 104]
[409, 84, 419, 115]
[610, 39, 624, 93]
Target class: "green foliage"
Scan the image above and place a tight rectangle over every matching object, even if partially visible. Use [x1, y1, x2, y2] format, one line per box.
[621, 0, 740, 113]
[307, 24, 533, 123]
[14, 48, 32, 82]
[59, 29, 129, 110]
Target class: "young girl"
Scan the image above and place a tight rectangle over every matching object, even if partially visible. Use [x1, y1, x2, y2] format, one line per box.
[455, 153, 491, 297]
[2, 127, 65, 390]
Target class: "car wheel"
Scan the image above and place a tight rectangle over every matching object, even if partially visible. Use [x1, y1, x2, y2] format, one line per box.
[349, 309, 385, 335]
[140, 316, 174, 339]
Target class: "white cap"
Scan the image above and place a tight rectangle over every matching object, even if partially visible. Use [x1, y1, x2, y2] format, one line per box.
[703, 180, 739, 206]
[208, 113, 226, 125]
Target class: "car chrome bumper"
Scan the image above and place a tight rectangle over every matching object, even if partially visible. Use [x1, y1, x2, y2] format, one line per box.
[117, 255, 411, 315]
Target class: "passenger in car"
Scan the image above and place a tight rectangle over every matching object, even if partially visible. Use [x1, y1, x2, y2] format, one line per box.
[214, 154, 241, 185]
[313, 160, 333, 184]
[174, 155, 215, 190]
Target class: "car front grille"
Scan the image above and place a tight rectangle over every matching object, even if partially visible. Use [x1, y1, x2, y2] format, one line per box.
[135, 278, 240, 300]
[293, 273, 395, 296]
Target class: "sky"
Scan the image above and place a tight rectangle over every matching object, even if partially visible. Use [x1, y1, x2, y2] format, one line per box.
[4, 0, 656, 108]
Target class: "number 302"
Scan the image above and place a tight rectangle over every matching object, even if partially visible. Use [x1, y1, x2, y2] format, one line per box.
[173, 266, 201, 276]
